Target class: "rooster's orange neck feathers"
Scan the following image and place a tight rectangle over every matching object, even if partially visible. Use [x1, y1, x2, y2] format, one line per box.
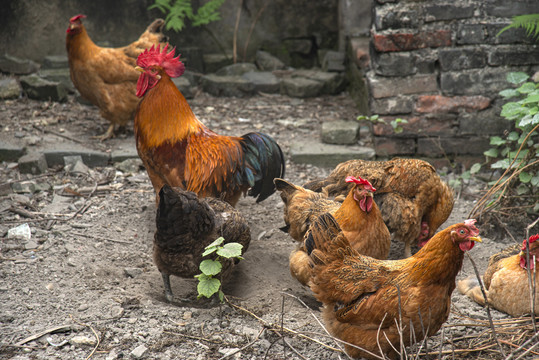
[66, 25, 99, 59]
[135, 72, 207, 148]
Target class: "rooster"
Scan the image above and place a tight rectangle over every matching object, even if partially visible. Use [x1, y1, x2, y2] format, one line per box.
[458, 234, 539, 317]
[134, 45, 285, 206]
[275, 176, 390, 286]
[66, 15, 168, 140]
[304, 158, 454, 257]
[307, 214, 481, 360]
[154, 185, 251, 302]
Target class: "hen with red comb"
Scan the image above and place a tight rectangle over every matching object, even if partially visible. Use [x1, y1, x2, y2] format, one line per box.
[458, 233, 539, 317]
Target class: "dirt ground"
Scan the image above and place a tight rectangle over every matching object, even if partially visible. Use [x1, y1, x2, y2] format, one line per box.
[0, 93, 537, 359]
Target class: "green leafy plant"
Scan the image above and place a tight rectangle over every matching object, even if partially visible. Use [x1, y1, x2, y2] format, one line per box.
[195, 237, 244, 301]
[470, 72, 539, 216]
[498, 14, 539, 41]
[149, 0, 225, 32]
[357, 115, 409, 134]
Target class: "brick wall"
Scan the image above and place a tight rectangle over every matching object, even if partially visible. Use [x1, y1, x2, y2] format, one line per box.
[358, 0, 539, 163]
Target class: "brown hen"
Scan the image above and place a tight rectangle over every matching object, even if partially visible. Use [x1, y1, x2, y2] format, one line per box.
[275, 176, 390, 286]
[66, 14, 167, 140]
[307, 214, 481, 359]
[304, 158, 454, 257]
[458, 234, 539, 317]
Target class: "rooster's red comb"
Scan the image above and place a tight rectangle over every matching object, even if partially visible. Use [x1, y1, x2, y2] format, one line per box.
[136, 44, 185, 78]
[70, 14, 86, 23]
[345, 176, 376, 192]
[464, 219, 480, 236]
[522, 234, 539, 250]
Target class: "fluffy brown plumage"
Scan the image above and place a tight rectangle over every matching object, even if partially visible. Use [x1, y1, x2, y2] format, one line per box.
[458, 234, 539, 317]
[154, 185, 251, 301]
[307, 214, 481, 359]
[66, 15, 167, 140]
[303, 158, 454, 257]
[275, 177, 390, 286]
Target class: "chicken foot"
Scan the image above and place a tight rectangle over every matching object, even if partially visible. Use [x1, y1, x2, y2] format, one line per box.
[161, 273, 174, 302]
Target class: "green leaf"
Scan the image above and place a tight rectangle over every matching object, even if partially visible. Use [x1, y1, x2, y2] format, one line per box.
[197, 276, 221, 298]
[202, 246, 217, 257]
[531, 175, 539, 187]
[506, 71, 530, 84]
[521, 93, 539, 104]
[207, 237, 225, 248]
[491, 159, 510, 169]
[519, 114, 533, 127]
[532, 113, 539, 125]
[490, 136, 506, 146]
[516, 184, 530, 195]
[199, 259, 222, 276]
[499, 89, 520, 99]
[218, 290, 225, 302]
[507, 131, 520, 141]
[470, 163, 482, 174]
[461, 170, 471, 180]
[519, 171, 533, 183]
[517, 82, 536, 94]
[484, 148, 498, 157]
[216, 242, 243, 258]
[500, 102, 525, 120]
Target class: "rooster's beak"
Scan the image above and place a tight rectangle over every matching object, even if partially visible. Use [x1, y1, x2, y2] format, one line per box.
[469, 236, 482, 243]
[135, 66, 144, 73]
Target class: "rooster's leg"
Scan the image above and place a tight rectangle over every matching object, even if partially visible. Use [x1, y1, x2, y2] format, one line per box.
[161, 272, 174, 302]
[92, 123, 115, 141]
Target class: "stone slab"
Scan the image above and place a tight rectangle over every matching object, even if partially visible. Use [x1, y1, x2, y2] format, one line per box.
[290, 141, 375, 168]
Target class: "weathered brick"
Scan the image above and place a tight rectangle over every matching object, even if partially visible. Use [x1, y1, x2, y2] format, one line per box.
[373, 30, 452, 52]
[486, 23, 536, 45]
[417, 136, 490, 156]
[457, 24, 485, 45]
[373, 115, 455, 137]
[368, 74, 437, 98]
[370, 97, 414, 115]
[374, 8, 419, 30]
[415, 49, 437, 73]
[485, 0, 539, 17]
[373, 52, 416, 76]
[424, 4, 475, 22]
[438, 48, 486, 71]
[374, 137, 416, 156]
[488, 47, 539, 66]
[18, 153, 48, 174]
[415, 95, 491, 114]
[459, 107, 513, 136]
[440, 69, 509, 96]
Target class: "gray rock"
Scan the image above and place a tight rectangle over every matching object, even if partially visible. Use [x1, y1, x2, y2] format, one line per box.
[19, 74, 67, 102]
[0, 140, 25, 162]
[293, 69, 347, 94]
[203, 53, 233, 73]
[183, 70, 202, 86]
[216, 63, 257, 76]
[179, 46, 204, 73]
[42, 55, 69, 69]
[172, 77, 193, 99]
[321, 120, 360, 145]
[44, 148, 109, 167]
[0, 77, 21, 99]
[39, 68, 75, 93]
[131, 344, 148, 359]
[18, 153, 48, 174]
[255, 50, 286, 71]
[42, 195, 72, 213]
[242, 71, 280, 93]
[115, 158, 143, 173]
[200, 74, 255, 97]
[290, 141, 375, 167]
[0, 54, 40, 75]
[322, 50, 346, 72]
[280, 77, 323, 98]
[11, 182, 36, 194]
[124, 267, 143, 278]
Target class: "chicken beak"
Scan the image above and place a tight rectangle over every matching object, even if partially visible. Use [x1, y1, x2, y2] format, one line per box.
[468, 236, 482, 243]
[135, 66, 144, 73]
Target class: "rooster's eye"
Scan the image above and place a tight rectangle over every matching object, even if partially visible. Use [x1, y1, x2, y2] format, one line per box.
[459, 229, 465, 235]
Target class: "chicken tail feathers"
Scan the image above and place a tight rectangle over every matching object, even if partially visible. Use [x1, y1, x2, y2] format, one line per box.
[156, 185, 215, 249]
[305, 213, 351, 266]
[240, 132, 286, 203]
